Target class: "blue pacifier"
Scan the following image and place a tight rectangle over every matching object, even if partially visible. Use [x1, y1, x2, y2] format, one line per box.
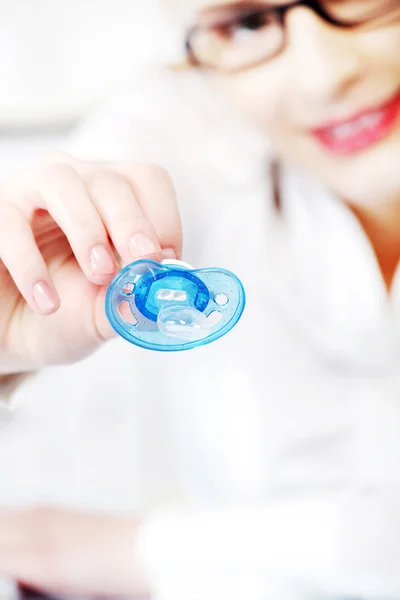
[105, 259, 246, 351]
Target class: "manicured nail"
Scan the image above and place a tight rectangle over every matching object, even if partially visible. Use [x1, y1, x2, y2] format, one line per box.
[90, 245, 116, 276]
[33, 281, 58, 313]
[129, 233, 157, 258]
[162, 248, 177, 260]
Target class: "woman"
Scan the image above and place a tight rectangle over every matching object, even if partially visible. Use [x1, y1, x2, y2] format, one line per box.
[0, 1, 400, 598]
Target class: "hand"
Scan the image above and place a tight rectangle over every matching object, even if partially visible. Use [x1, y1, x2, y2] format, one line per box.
[0, 153, 181, 373]
[0, 507, 149, 598]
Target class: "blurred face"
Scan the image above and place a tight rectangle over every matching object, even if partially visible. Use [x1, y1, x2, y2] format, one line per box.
[186, 1, 400, 206]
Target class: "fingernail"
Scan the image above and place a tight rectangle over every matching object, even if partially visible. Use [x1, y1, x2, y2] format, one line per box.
[90, 245, 116, 276]
[162, 248, 177, 260]
[33, 281, 58, 313]
[129, 233, 157, 258]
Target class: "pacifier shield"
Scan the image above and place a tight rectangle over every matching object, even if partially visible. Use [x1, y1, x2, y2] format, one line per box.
[105, 259, 246, 352]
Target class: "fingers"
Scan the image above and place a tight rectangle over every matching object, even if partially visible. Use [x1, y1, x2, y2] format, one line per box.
[115, 163, 182, 259]
[35, 164, 118, 286]
[86, 169, 162, 265]
[34, 161, 181, 266]
[0, 203, 60, 315]
[0, 158, 182, 318]
[0, 507, 148, 598]
[0, 508, 67, 594]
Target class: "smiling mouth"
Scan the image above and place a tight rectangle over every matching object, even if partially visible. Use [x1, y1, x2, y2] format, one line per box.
[310, 90, 400, 155]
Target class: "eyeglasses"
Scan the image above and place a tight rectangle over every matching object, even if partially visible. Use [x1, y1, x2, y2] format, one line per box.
[186, 0, 400, 73]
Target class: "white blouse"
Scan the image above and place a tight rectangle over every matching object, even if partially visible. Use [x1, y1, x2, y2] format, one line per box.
[1, 70, 400, 600]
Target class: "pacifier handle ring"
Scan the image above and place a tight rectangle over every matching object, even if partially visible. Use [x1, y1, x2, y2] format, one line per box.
[161, 259, 194, 270]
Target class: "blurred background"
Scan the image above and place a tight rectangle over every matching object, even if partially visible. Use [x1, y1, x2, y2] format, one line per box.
[0, 0, 177, 175]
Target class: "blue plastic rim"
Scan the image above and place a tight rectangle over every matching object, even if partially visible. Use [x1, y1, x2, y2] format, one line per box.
[105, 259, 246, 352]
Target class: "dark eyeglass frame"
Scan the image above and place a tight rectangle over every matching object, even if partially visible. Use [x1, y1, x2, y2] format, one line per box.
[185, 0, 400, 73]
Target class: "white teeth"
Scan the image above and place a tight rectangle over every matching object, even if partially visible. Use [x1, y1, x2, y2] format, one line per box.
[329, 110, 384, 140]
[360, 112, 382, 128]
[333, 122, 360, 138]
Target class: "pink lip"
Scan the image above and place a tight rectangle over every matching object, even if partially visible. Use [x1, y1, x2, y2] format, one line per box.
[311, 91, 400, 155]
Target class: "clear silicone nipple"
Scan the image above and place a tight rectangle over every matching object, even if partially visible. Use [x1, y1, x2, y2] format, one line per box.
[157, 305, 210, 341]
